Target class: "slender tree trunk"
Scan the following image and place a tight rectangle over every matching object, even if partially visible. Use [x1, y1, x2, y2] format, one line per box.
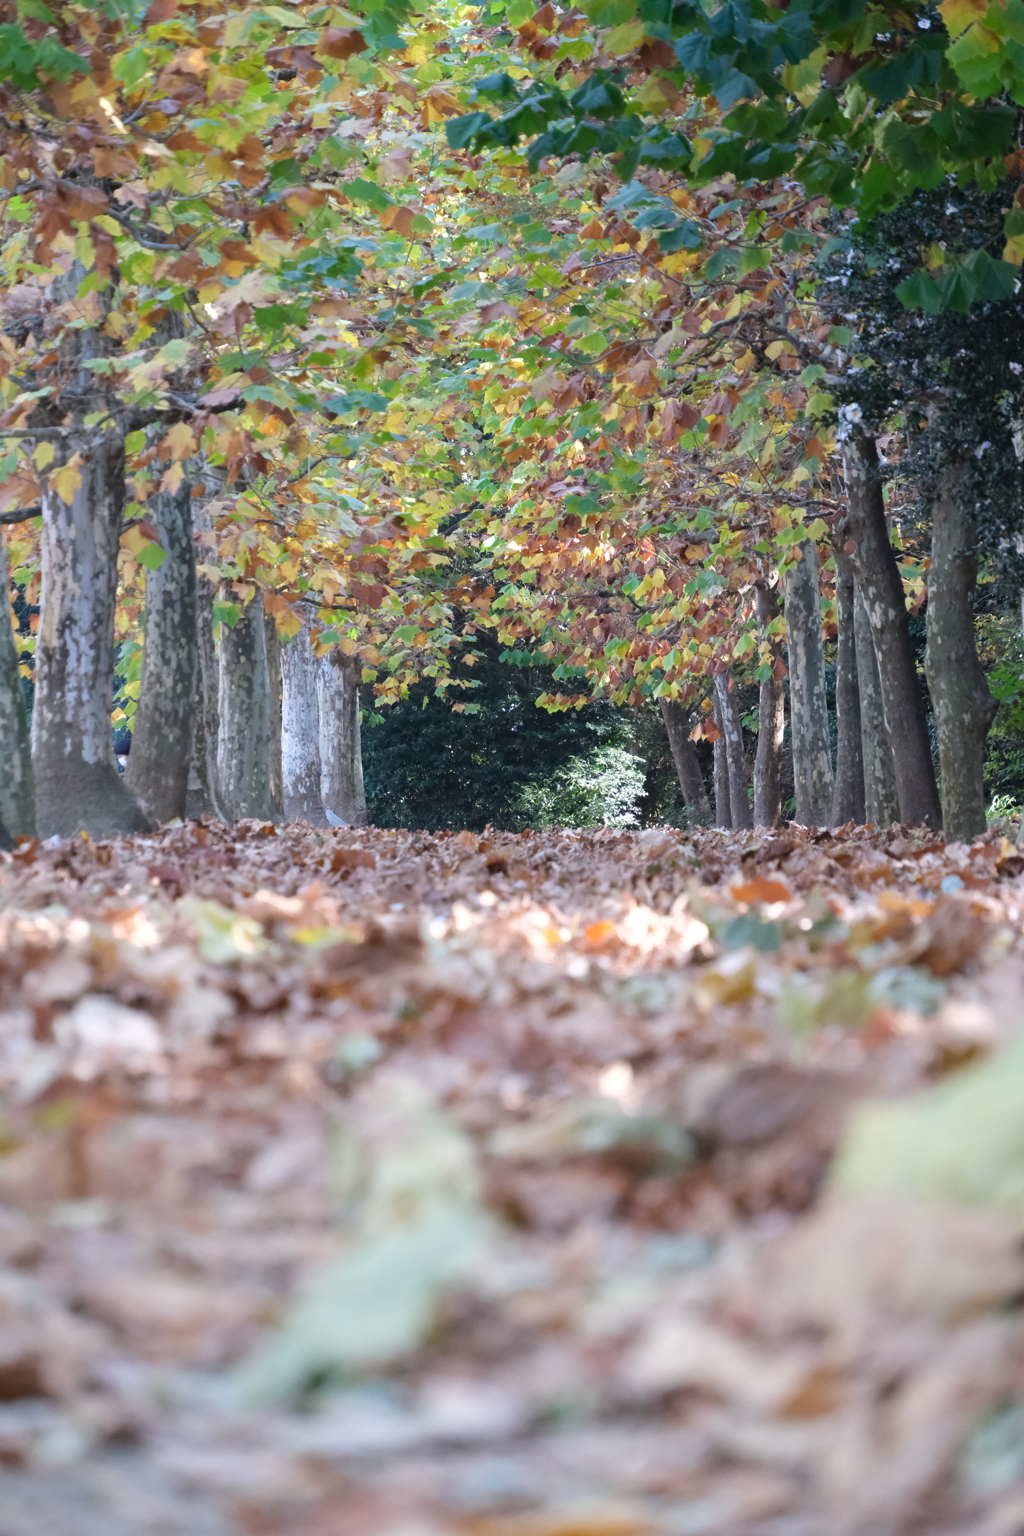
[841, 434, 942, 829]
[831, 554, 865, 826]
[659, 698, 712, 827]
[854, 589, 899, 827]
[124, 476, 196, 824]
[33, 434, 150, 838]
[714, 671, 752, 830]
[264, 608, 284, 822]
[783, 540, 834, 826]
[0, 538, 35, 836]
[0, 815, 13, 852]
[925, 467, 996, 843]
[712, 734, 731, 827]
[217, 589, 273, 822]
[318, 650, 367, 826]
[188, 498, 224, 820]
[753, 579, 785, 828]
[281, 613, 327, 825]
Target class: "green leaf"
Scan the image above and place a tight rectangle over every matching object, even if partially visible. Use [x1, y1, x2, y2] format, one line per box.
[895, 267, 944, 314]
[344, 177, 393, 212]
[138, 542, 166, 571]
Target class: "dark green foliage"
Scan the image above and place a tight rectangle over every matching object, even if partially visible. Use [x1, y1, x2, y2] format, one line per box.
[362, 640, 640, 831]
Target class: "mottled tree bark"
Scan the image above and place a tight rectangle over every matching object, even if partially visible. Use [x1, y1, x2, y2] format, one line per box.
[264, 607, 284, 823]
[125, 476, 196, 824]
[753, 579, 785, 828]
[281, 613, 327, 825]
[318, 650, 366, 826]
[831, 554, 865, 827]
[33, 434, 150, 838]
[659, 698, 712, 827]
[841, 434, 942, 829]
[188, 498, 224, 820]
[854, 590, 899, 828]
[0, 538, 34, 836]
[925, 467, 996, 843]
[217, 589, 273, 822]
[0, 815, 13, 852]
[714, 671, 752, 830]
[713, 729, 731, 829]
[783, 540, 834, 826]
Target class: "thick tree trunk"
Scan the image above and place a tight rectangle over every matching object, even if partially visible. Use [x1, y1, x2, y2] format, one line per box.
[124, 477, 196, 824]
[925, 468, 996, 843]
[831, 555, 865, 826]
[281, 614, 327, 825]
[0, 538, 35, 836]
[714, 671, 752, 830]
[318, 650, 367, 826]
[854, 589, 899, 827]
[841, 434, 942, 829]
[659, 698, 712, 827]
[783, 540, 834, 826]
[264, 608, 284, 822]
[216, 589, 273, 822]
[33, 435, 150, 838]
[753, 579, 785, 828]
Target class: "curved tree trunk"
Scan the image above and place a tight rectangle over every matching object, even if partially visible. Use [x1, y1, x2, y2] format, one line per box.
[318, 650, 367, 826]
[854, 589, 899, 828]
[281, 614, 327, 825]
[831, 554, 865, 827]
[841, 434, 942, 829]
[925, 468, 996, 843]
[659, 697, 712, 827]
[0, 538, 35, 836]
[753, 579, 784, 828]
[217, 589, 273, 822]
[33, 434, 151, 838]
[125, 476, 196, 824]
[783, 540, 834, 827]
[714, 671, 752, 830]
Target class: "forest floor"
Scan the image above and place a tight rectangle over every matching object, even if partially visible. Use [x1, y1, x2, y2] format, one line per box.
[1, 821, 1024, 1536]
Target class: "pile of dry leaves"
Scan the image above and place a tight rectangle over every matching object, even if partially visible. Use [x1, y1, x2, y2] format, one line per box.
[2, 818, 1024, 1536]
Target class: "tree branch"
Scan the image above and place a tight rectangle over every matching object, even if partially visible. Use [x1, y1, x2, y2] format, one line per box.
[0, 505, 40, 523]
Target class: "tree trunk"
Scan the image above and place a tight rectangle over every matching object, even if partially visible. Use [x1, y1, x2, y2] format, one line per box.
[281, 613, 327, 825]
[841, 434, 942, 829]
[831, 553, 865, 826]
[0, 538, 35, 836]
[188, 498, 224, 820]
[216, 589, 273, 822]
[124, 477, 196, 824]
[33, 434, 151, 838]
[783, 540, 834, 826]
[659, 698, 712, 827]
[925, 467, 996, 843]
[318, 650, 367, 826]
[265, 607, 284, 822]
[753, 579, 785, 828]
[854, 589, 899, 828]
[713, 726, 731, 829]
[714, 671, 752, 830]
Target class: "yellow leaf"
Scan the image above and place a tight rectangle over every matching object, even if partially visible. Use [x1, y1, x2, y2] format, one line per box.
[159, 461, 186, 494]
[734, 348, 757, 373]
[33, 441, 55, 471]
[938, 0, 988, 37]
[159, 422, 198, 461]
[52, 458, 83, 505]
[604, 18, 645, 52]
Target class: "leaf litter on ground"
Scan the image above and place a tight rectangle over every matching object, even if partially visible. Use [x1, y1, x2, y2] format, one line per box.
[1, 819, 1024, 1533]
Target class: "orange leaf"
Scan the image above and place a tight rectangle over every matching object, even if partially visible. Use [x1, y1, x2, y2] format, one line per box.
[731, 877, 792, 904]
[584, 919, 618, 947]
